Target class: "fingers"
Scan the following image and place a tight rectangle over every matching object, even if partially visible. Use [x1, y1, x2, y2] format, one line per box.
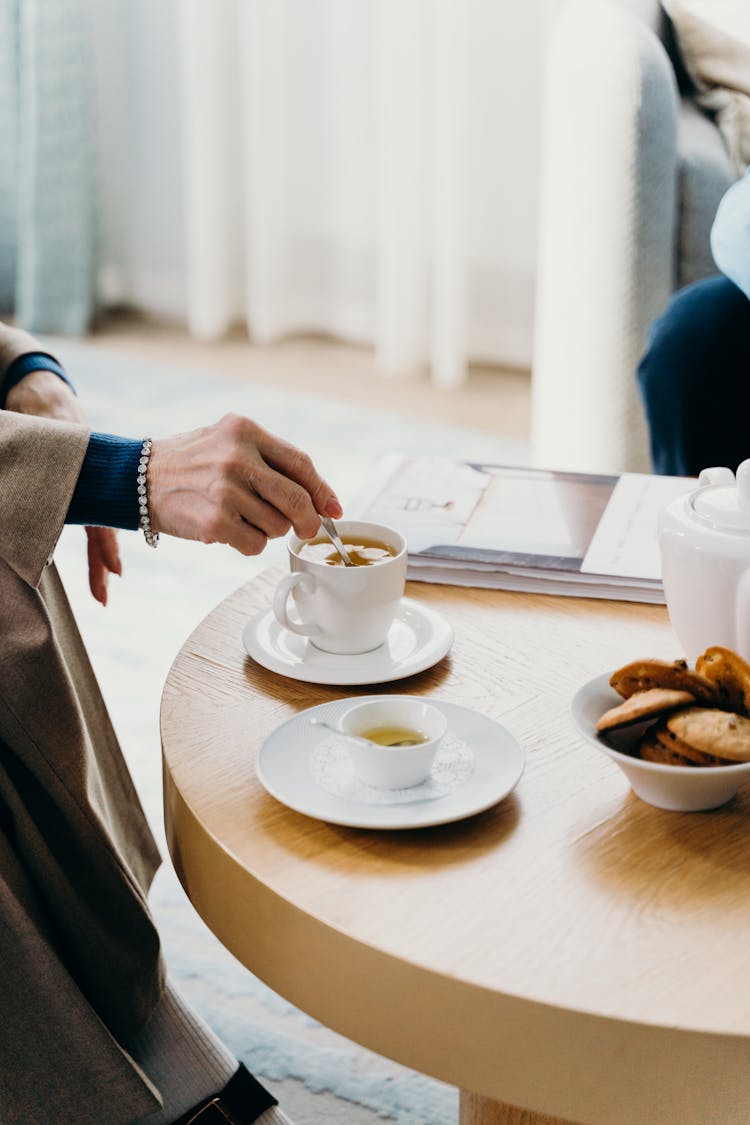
[190, 500, 270, 556]
[97, 527, 123, 576]
[85, 527, 122, 607]
[86, 530, 109, 606]
[232, 517, 269, 557]
[233, 487, 292, 540]
[243, 462, 323, 540]
[250, 428, 343, 522]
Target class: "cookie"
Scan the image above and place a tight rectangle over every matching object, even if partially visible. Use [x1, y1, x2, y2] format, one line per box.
[651, 720, 728, 768]
[695, 646, 750, 716]
[666, 706, 750, 763]
[596, 688, 695, 733]
[609, 659, 717, 704]
[639, 729, 695, 767]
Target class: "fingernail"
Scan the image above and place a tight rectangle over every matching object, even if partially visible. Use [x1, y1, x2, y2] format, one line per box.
[327, 497, 343, 518]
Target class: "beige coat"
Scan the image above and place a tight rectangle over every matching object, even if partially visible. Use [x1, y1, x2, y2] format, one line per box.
[0, 325, 164, 1123]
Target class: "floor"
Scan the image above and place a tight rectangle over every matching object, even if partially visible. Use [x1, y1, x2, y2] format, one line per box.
[90, 310, 532, 442]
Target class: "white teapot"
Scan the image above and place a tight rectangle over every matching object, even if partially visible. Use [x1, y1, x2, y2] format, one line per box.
[659, 461, 750, 661]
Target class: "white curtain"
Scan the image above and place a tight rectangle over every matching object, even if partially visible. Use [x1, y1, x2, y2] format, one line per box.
[178, 0, 468, 387]
[92, 2, 550, 382]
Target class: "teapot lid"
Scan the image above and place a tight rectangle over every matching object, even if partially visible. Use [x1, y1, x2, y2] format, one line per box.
[691, 461, 750, 532]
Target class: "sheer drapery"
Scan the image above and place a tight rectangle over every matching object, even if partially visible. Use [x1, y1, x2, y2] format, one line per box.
[0, 3, 547, 367]
[0, 0, 95, 334]
[178, 0, 470, 387]
[90, 2, 546, 380]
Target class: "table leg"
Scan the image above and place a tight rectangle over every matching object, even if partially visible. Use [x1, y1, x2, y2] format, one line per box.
[459, 1090, 580, 1125]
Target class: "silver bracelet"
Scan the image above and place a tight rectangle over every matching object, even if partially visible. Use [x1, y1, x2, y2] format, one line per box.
[137, 438, 159, 548]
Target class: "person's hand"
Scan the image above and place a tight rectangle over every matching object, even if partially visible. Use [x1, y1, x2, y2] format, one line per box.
[84, 526, 122, 606]
[148, 414, 343, 555]
[5, 369, 122, 606]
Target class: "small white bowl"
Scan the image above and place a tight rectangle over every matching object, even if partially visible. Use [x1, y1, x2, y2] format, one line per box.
[571, 673, 750, 812]
[339, 696, 447, 789]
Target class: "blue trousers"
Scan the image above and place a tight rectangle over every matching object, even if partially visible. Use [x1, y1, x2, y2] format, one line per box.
[637, 276, 750, 476]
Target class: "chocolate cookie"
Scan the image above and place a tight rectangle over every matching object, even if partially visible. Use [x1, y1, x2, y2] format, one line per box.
[695, 646, 750, 716]
[652, 720, 728, 767]
[639, 729, 695, 767]
[609, 658, 717, 704]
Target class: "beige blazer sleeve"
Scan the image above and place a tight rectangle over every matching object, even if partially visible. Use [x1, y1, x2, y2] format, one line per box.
[0, 413, 88, 586]
[0, 322, 89, 587]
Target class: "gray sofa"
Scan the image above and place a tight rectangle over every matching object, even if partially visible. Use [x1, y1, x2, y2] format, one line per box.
[531, 0, 738, 474]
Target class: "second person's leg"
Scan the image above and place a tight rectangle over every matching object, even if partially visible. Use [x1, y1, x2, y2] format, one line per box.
[637, 275, 750, 476]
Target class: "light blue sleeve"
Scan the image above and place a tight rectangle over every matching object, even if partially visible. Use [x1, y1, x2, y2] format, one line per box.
[711, 170, 750, 300]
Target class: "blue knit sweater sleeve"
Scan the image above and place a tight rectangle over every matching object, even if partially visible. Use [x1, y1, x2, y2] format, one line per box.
[66, 433, 142, 530]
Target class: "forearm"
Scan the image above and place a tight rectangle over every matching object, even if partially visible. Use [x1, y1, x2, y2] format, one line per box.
[5, 360, 343, 555]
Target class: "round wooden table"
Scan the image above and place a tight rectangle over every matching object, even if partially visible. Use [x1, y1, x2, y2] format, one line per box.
[160, 571, 750, 1125]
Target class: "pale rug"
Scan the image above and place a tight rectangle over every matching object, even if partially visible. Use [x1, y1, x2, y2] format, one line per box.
[47, 338, 529, 1124]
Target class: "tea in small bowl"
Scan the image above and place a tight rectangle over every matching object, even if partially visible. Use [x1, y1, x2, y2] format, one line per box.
[339, 696, 447, 788]
[356, 724, 428, 747]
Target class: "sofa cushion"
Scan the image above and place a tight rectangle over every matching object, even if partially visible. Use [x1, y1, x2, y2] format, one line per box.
[663, 0, 750, 173]
[676, 99, 737, 286]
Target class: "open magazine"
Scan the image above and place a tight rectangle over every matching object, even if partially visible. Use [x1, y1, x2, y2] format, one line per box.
[350, 454, 695, 604]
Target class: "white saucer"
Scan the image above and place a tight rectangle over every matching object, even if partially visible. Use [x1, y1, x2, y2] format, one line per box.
[255, 696, 525, 829]
[242, 597, 454, 686]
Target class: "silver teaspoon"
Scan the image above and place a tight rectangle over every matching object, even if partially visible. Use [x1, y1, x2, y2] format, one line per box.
[319, 516, 355, 567]
[308, 717, 423, 748]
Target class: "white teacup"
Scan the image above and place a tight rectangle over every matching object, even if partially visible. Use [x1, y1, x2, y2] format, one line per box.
[339, 696, 447, 788]
[273, 520, 407, 655]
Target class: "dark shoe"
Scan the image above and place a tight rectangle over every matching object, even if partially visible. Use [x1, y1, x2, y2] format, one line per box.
[171, 1064, 278, 1125]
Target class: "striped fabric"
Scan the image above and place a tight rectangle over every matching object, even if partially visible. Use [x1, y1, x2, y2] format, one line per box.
[0, 0, 95, 334]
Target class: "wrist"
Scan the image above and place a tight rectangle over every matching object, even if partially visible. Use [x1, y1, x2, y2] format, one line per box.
[2, 352, 74, 408]
[5, 368, 79, 417]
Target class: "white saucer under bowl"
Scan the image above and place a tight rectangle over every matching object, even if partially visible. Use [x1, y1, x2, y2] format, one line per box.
[255, 696, 525, 829]
[242, 597, 453, 686]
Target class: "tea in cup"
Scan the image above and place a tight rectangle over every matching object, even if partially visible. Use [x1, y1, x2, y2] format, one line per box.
[273, 520, 407, 654]
[339, 696, 447, 788]
[296, 535, 398, 568]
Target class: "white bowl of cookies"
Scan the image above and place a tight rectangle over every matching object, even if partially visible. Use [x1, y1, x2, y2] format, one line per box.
[571, 646, 750, 811]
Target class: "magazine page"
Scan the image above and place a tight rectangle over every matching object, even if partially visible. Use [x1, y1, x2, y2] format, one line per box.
[581, 473, 694, 581]
[352, 454, 695, 598]
[353, 454, 617, 570]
